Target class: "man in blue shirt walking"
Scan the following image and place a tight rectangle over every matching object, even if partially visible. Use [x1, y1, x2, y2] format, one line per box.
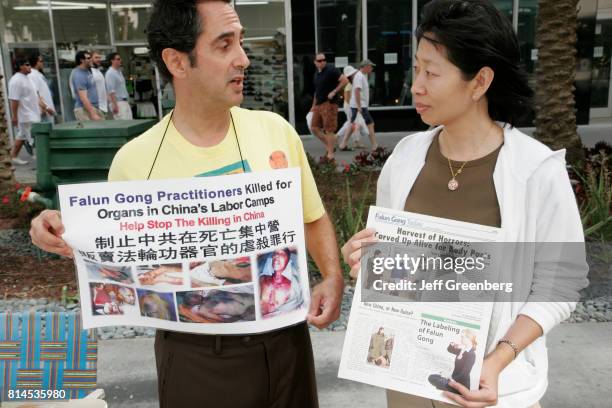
[70, 51, 103, 121]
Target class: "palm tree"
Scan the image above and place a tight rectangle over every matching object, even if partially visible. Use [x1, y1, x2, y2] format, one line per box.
[533, 0, 584, 165]
[0, 73, 16, 188]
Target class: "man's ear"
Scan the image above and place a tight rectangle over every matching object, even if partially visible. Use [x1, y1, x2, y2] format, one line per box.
[162, 48, 189, 80]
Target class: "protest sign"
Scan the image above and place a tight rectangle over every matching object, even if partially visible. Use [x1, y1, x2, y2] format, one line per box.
[58, 168, 309, 334]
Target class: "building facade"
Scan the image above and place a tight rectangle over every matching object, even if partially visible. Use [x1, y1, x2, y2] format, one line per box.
[0, 0, 605, 135]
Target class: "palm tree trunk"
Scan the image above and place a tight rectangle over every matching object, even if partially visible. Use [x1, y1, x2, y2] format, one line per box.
[534, 0, 584, 165]
[0, 73, 16, 187]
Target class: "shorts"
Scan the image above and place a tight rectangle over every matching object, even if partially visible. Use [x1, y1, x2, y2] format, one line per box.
[112, 100, 133, 120]
[311, 101, 338, 133]
[73, 107, 105, 121]
[155, 322, 319, 408]
[15, 122, 33, 143]
[351, 107, 374, 125]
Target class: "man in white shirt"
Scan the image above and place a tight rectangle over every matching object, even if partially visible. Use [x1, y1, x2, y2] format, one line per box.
[105, 52, 133, 120]
[28, 54, 56, 123]
[91, 51, 108, 116]
[8, 58, 41, 165]
[348, 59, 378, 150]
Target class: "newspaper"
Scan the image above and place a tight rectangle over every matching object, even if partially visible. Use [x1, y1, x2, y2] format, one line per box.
[338, 206, 501, 404]
[58, 168, 310, 335]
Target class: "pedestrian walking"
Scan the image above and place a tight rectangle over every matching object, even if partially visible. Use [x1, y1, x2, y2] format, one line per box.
[310, 53, 348, 159]
[28, 54, 56, 123]
[70, 51, 103, 121]
[105, 52, 133, 120]
[8, 57, 40, 165]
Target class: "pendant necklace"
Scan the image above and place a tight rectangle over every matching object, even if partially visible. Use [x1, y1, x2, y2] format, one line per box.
[443, 122, 495, 191]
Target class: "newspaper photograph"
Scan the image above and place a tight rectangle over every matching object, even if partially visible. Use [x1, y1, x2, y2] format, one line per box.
[338, 206, 501, 404]
[58, 168, 310, 335]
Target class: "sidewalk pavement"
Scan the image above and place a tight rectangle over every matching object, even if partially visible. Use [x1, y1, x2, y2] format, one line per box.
[12, 124, 612, 186]
[97, 322, 612, 408]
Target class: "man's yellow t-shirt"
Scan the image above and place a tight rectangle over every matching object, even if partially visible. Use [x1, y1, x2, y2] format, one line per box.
[108, 107, 325, 223]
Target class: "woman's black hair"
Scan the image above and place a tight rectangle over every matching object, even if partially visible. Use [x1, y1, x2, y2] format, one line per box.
[146, 0, 231, 82]
[416, 0, 533, 126]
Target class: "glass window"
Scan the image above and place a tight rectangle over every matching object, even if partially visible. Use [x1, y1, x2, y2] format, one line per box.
[317, 0, 363, 65]
[367, 0, 413, 107]
[291, 0, 316, 133]
[590, 16, 612, 108]
[236, 0, 288, 118]
[418, 0, 513, 24]
[491, 0, 513, 23]
[111, 2, 152, 43]
[52, 1, 110, 47]
[518, 0, 537, 87]
[116, 46, 157, 119]
[0, 0, 52, 42]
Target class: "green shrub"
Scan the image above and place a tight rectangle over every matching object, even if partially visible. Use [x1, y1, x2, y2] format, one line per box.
[574, 150, 612, 241]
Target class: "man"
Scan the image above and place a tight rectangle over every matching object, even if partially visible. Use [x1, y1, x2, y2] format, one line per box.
[259, 248, 301, 316]
[310, 53, 347, 160]
[70, 51, 103, 121]
[30, 1, 343, 407]
[91, 51, 109, 117]
[346, 59, 378, 150]
[8, 58, 40, 165]
[28, 54, 56, 123]
[105, 52, 133, 120]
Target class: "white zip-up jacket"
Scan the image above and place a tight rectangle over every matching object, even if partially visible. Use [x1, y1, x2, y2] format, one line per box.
[376, 125, 589, 407]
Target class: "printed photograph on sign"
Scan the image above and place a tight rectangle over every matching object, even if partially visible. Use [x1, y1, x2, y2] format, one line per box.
[136, 263, 184, 288]
[85, 260, 134, 284]
[189, 257, 252, 288]
[176, 285, 256, 323]
[257, 247, 303, 319]
[90, 283, 137, 316]
[427, 328, 478, 394]
[136, 289, 178, 322]
[366, 326, 395, 369]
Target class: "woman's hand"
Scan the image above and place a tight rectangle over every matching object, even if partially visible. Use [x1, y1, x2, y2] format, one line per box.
[340, 228, 377, 279]
[443, 357, 501, 407]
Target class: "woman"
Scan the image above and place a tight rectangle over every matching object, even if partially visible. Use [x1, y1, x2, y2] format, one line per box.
[341, 1, 588, 407]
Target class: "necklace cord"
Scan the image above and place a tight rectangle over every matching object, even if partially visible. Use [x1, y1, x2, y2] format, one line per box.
[146, 110, 246, 180]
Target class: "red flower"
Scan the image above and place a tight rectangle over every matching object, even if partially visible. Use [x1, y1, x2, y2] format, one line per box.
[2, 196, 9, 204]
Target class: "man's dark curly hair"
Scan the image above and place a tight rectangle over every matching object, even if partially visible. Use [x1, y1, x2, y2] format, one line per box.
[147, 0, 231, 82]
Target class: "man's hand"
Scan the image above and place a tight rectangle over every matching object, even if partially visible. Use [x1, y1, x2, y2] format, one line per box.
[307, 275, 343, 329]
[443, 356, 501, 407]
[11, 117, 18, 127]
[91, 112, 103, 121]
[327, 90, 337, 100]
[46, 107, 56, 116]
[112, 103, 119, 114]
[30, 210, 73, 258]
